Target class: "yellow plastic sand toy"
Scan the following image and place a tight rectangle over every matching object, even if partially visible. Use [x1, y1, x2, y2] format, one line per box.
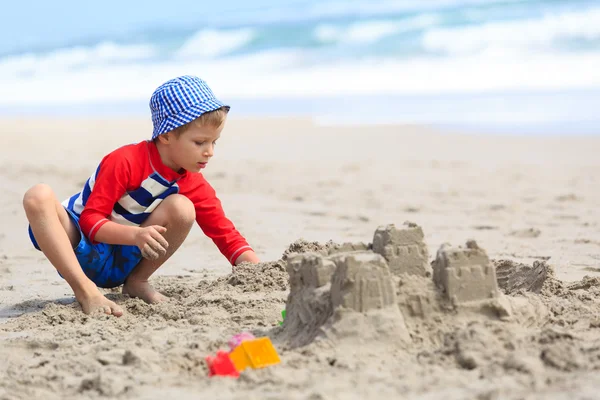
[229, 337, 281, 371]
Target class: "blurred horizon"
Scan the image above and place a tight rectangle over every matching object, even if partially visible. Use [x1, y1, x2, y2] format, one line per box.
[2, 0, 599, 133]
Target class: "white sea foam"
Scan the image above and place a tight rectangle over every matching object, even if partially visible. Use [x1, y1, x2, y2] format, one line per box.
[176, 28, 256, 59]
[423, 7, 600, 55]
[2, 50, 600, 105]
[314, 14, 440, 44]
[0, 42, 157, 76]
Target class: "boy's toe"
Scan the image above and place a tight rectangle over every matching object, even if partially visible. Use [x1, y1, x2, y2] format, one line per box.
[111, 305, 124, 317]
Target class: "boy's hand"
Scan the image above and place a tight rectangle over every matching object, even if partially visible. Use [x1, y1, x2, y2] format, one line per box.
[135, 225, 168, 260]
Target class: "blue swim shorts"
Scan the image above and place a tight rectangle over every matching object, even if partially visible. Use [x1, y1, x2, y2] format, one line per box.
[28, 207, 143, 288]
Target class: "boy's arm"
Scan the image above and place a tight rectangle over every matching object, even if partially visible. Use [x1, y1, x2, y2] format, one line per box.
[183, 176, 259, 265]
[79, 152, 138, 244]
[93, 222, 139, 246]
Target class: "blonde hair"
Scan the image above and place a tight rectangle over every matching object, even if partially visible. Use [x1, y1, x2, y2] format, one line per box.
[171, 106, 229, 136]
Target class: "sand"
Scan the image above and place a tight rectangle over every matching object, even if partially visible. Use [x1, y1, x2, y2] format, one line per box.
[0, 118, 600, 399]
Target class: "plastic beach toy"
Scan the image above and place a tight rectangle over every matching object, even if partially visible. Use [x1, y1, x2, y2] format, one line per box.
[228, 337, 281, 371]
[228, 332, 256, 351]
[205, 351, 239, 377]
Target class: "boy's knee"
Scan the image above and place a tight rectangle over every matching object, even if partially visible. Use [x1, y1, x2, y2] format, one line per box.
[23, 184, 55, 212]
[163, 194, 195, 224]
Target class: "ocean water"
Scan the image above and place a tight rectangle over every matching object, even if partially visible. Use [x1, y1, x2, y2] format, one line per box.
[1, 0, 599, 133]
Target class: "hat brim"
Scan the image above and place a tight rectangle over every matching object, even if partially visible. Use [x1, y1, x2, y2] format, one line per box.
[152, 99, 230, 138]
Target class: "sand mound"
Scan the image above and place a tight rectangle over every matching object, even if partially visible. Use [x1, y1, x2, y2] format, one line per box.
[207, 260, 289, 293]
[282, 239, 370, 260]
[3, 222, 600, 398]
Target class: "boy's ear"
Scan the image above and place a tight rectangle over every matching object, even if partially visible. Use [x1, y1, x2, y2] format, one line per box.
[157, 132, 171, 144]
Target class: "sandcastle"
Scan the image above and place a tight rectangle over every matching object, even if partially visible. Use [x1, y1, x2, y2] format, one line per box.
[432, 240, 499, 305]
[372, 222, 431, 277]
[279, 222, 540, 348]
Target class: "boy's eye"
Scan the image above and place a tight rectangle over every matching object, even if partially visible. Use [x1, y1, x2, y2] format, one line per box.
[194, 140, 217, 146]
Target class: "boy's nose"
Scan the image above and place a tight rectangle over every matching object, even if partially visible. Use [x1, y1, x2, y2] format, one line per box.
[204, 145, 214, 157]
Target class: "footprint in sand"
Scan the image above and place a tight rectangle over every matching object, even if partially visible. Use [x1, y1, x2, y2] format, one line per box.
[575, 239, 600, 246]
[555, 194, 581, 202]
[555, 215, 579, 220]
[305, 210, 328, 217]
[473, 225, 499, 230]
[494, 259, 551, 294]
[509, 228, 541, 238]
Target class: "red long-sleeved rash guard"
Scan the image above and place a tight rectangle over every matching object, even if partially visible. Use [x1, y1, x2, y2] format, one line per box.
[62, 140, 252, 265]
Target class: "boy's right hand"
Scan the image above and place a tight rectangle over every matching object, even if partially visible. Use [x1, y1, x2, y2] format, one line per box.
[135, 225, 168, 260]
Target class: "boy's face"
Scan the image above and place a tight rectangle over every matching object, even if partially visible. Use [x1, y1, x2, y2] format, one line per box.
[159, 122, 224, 173]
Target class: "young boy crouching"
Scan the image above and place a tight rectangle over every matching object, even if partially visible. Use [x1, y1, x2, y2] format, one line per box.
[23, 75, 259, 317]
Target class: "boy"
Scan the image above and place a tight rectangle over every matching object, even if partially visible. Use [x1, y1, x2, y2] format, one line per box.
[22, 75, 260, 317]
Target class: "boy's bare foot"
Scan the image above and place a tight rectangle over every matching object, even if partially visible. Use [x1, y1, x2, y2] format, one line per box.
[122, 279, 168, 304]
[78, 292, 123, 317]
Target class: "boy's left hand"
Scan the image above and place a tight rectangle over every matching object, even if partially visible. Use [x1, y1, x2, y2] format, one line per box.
[235, 250, 260, 265]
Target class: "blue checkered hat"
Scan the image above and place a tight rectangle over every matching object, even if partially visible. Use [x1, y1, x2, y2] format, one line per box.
[150, 75, 230, 139]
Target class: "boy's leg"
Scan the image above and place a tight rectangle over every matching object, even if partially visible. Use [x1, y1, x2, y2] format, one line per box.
[23, 184, 123, 316]
[123, 194, 195, 303]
